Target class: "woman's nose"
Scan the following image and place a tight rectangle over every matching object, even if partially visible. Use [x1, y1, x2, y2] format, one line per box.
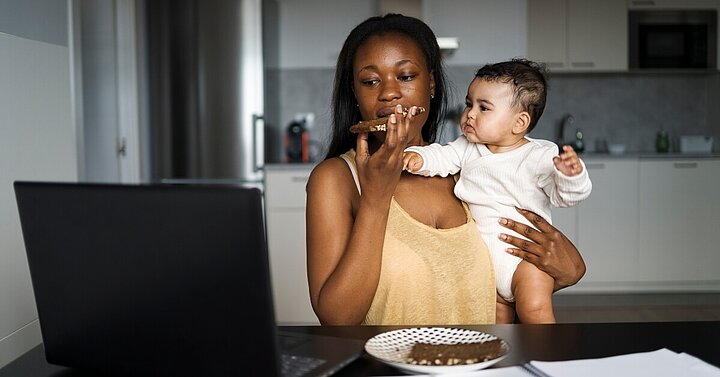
[378, 80, 401, 101]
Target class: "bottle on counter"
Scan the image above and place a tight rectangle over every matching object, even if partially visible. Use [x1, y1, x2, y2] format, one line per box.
[656, 130, 669, 153]
[572, 129, 585, 153]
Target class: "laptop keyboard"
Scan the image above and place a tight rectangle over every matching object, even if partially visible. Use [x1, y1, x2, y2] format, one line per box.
[281, 354, 326, 377]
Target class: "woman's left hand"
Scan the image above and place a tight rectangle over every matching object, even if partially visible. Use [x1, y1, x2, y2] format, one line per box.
[498, 207, 586, 291]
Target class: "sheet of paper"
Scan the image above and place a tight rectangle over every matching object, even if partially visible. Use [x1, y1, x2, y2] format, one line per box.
[528, 348, 720, 377]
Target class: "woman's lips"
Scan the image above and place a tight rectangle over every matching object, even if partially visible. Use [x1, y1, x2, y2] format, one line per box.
[376, 107, 401, 118]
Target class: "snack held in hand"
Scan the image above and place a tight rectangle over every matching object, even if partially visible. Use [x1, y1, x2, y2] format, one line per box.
[349, 107, 425, 133]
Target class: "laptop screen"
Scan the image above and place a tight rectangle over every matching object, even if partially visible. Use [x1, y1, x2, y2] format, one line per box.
[15, 182, 282, 376]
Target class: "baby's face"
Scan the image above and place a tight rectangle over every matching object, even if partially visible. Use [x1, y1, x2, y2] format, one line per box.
[460, 78, 522, 147]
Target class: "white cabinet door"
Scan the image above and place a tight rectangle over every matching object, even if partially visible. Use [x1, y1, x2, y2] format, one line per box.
[265, 166, 319, 324]
[528, 0, 628, 72]
[568, 0, 628, 71]
[528, 0, 567, 70]
[573, 159, 640, 290]
[552, 207, 578, 246]
[637, 159, 720, 283]
[266, 209, 318, 324]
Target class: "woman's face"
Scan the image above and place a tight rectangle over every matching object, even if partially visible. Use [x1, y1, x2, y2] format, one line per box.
[352, 33, 434, 145]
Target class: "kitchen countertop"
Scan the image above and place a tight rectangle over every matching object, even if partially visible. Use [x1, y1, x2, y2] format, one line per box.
[581, 152, 720, 159]
[265, 163, 317, 171]
[265, 154, 720, 167]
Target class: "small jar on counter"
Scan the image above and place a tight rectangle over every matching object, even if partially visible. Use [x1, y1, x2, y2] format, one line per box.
[656, 130, 669, 153]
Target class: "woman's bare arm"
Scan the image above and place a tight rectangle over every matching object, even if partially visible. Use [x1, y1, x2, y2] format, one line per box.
[497, 207, 586, 291]
[305, 160, 390, 324]
[306, 109, 413, 324]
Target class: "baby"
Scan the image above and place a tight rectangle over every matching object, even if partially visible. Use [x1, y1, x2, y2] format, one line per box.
[403, 58, 592, 324]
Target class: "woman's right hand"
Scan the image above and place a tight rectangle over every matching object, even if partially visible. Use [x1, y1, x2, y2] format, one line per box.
[354, 105, 418, 202]
[498, 207, 586, 290]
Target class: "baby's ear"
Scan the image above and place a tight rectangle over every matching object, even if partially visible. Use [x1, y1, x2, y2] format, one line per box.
[513, 112, 531, 135]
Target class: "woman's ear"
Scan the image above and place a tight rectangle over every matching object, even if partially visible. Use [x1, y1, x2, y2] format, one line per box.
[513, 112, 531, 135]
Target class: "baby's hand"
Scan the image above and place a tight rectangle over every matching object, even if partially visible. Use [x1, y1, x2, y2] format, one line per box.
[553, 145, 583, 176]
[403, 151, 424, 172]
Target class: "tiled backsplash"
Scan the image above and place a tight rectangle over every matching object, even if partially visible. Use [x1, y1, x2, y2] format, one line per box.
[265, 67, 720, 163]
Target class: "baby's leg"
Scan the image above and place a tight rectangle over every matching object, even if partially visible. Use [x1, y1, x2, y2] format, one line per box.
[495, 293, 516, 324]
[511, 260, 556, 324]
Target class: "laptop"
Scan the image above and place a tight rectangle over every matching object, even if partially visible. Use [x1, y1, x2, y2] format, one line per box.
[14, 181, 364, 377]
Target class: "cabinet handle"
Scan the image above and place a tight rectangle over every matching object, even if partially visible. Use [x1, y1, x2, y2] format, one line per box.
[546, 62, 565, 69]
[585, 163, 606, 170]
[571, 62, 595, 68]
[631, 0, 656, 6]
[673, 162, 698, 169]
[291, 176, 309, 183]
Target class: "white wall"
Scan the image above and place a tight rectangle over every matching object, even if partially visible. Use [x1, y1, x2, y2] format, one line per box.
[0, 0, 77, 369]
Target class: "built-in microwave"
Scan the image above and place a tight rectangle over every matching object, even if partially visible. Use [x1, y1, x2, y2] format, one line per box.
[629, 9, 717, 70]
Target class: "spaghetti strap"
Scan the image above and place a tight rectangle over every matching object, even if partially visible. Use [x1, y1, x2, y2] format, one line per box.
[340, 154, 361, 194]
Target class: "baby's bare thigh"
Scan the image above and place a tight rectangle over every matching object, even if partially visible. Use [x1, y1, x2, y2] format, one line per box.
[511, 261, 554, 300]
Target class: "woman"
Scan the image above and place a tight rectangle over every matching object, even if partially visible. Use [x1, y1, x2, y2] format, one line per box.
[306, 14, 585, 325]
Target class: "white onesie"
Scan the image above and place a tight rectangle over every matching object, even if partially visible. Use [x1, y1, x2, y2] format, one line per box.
[406, 136, 592, 302]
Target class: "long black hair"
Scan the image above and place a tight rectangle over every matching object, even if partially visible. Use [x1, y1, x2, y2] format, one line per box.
[324, 13, 449, 160]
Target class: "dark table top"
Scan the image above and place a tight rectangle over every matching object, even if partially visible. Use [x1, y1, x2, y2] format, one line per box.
[2, 321, 719, 376]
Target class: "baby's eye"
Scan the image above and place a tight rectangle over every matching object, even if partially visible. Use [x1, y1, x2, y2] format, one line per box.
[464, 102, 472, 108]
[480, 105, 489, 111]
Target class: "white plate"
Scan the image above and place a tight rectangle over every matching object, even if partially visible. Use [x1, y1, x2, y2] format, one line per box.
[364, 327, 510, 374]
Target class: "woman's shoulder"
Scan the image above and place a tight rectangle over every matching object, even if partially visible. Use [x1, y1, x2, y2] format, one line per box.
[307, 155, 357, 196]
[309, 154, 351, 179]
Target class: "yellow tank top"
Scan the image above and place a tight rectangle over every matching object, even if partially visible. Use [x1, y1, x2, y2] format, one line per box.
[340, 150, 496, 325]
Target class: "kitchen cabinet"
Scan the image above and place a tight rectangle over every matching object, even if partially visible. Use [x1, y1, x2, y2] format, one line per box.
[423, 0, 527, 67]
[559, 156, 720, 294]
[527, 0, 628, 72]
[636, 159, 720, 285]
[265, 165, 319, 324]
[552, 207, 577, 246]
[573, 159, 640, 290]
[627, 0, 720, 9]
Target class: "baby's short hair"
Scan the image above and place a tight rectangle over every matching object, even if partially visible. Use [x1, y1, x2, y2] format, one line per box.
[474, 58, 548, 132]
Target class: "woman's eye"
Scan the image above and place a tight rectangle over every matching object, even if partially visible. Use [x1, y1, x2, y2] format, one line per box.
[464, 102, 472, 108]
[398, 74, 416, 81]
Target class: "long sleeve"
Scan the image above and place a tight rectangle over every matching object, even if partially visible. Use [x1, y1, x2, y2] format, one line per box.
[405, 136, 472, 177]
[538, 156, 593, 208]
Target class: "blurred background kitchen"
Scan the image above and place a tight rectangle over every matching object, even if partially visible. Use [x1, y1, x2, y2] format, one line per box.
[2, 0, 720, 369]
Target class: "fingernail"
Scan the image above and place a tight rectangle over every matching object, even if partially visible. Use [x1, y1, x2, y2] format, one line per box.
[505, 248, 514, 255]
[498, 233, 507, 240]
[498, 218, 508, 225]
[396, 104, 403, 112]
[390, 114, 396, 123]
[411, 107, 417, 115]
